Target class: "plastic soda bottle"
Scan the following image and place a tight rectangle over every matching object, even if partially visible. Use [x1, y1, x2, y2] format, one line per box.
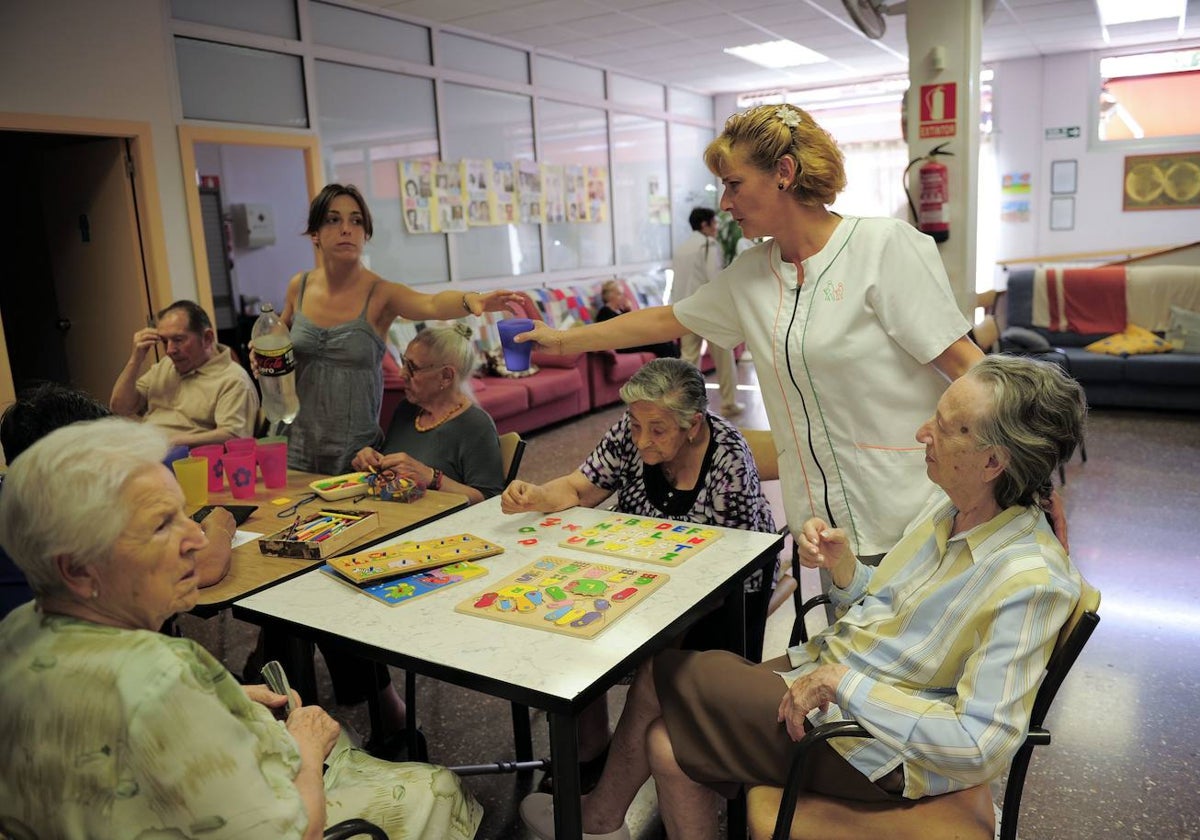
[251, 302, 300, 425]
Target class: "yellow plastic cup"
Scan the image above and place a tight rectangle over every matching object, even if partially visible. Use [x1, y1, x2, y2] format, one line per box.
[172, 456, 210, 508]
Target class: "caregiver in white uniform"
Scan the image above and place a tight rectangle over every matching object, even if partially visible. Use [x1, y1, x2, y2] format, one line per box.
[516, 103, 982, 567]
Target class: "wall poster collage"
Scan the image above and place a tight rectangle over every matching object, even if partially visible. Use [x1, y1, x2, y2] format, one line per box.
[401, 159, 610, 234]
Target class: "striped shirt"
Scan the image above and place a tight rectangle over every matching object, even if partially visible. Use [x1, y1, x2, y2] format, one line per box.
[781, 492, 1080, 798]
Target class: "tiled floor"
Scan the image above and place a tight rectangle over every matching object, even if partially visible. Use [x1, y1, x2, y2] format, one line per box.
[179, 356, 1200, 839]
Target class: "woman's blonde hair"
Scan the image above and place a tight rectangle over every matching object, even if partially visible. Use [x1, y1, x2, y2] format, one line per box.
[704, 104, 846, 207]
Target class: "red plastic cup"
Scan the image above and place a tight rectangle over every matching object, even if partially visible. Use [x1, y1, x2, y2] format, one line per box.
[190, 444, 226, 493]
[222, 450, 258, 499]
[256, 442, 288, 489]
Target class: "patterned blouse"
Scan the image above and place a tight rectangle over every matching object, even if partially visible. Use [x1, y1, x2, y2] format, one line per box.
[580, 411, 776, 589]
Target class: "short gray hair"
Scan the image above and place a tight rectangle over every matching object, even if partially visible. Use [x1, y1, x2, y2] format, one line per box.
[619, 358, 708, 428]
[969, 355, 1086, 508]
[0, 417, 169, 598]
[412, 324, 478, 397]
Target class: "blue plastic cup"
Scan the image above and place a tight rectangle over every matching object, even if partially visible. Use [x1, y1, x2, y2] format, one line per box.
[497, 318, 535, 372]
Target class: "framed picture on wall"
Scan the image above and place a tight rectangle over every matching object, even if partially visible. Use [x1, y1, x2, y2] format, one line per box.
[1123, 151, 1200, 211]
[1049, 196, 1075, 231]
[1050, 159, 1077, 195]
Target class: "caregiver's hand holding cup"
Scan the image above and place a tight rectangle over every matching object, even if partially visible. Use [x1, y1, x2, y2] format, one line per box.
[497, 317, 535, 373]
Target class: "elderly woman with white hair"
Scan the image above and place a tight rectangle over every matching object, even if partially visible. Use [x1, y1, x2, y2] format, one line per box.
[0, 418, 482, 840]
[501, 357, 775, 790]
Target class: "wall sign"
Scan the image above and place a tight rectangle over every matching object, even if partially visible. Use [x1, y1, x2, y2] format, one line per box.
[1045, 126, 1081, 140]
[918, 82, 957, 139]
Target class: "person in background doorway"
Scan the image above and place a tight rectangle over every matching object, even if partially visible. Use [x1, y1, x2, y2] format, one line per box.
[671, 207, 743, 417]
[110, 300, 259, 447]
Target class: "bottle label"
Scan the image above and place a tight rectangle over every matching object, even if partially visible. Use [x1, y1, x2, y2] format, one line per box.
[256, 344, 295, 377]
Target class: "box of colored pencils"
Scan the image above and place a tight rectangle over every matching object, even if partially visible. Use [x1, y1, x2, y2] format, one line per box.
[325, 533, 504, 585]
[258, 509, 380, 560]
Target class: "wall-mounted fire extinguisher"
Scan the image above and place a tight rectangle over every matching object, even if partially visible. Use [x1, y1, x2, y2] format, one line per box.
[903, 142, 954, 243]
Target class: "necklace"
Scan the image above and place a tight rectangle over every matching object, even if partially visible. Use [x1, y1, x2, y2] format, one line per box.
[415, 399, 468, 432]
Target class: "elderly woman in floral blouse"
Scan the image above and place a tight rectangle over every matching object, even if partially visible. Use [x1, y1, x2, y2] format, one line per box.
[502, 357, 776, 787]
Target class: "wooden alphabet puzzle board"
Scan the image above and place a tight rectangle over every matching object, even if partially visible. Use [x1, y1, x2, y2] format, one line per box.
[455, 556, 668, 639]
[556, 513, 722, 567]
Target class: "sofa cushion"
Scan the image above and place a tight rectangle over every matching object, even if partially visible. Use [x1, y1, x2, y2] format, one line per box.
[471, 377, 528, 420]
[1001, 326, 1051, 352]
[1166, 306, 1200, 353]
[515, 366, 584, 404]
[1084, 324, 1173, 356]
[1121, 352, 1200, 387]
[1059, 348, 1126, 383]
[598, 349, 650, 383]
[532, 350, 586, 368]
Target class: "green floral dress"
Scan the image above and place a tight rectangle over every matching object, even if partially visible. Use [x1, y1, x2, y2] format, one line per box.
[0, 603, 482, 839]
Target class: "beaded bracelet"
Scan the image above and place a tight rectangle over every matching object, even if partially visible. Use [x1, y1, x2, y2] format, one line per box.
[461, 292, 473, 314]
[430, 468, 443, 490]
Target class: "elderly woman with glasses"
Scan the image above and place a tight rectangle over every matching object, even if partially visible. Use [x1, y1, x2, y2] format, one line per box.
[352, 324, 504, 505]
[502, 357, 776, 791]
[0, 418, 483, 840]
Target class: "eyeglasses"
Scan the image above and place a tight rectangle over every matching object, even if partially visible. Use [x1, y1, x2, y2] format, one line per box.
[401, 356, 440, 377]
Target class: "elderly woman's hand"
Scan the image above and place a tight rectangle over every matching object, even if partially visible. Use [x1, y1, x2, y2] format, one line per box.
[377, 452, 436, 486]
[352, 446, 385, 472]
[286, 705, 341, 762]
[243, 683, 301, 712]
[796, 518, 848, 568]
[776, 664, 850, 741]
[500, 480, 544, 514]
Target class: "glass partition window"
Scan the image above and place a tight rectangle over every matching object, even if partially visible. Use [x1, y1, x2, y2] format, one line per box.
[314, 60, 447, 285]
[171, 0, 297, 38]
[441, 83, 541, 279]
[669, 88, 713, 121]
[611, 113, 670, 264]
[438, 32, 529, 85]
[611, 74, 665, 110]
[1097, 48, 1200, 142]
[668, 123, 717, 251]
[176, 38, 307, 128]
[310, 2, 431, 65]
[539, 99, 613, 271]
[534, 55, 605, 98]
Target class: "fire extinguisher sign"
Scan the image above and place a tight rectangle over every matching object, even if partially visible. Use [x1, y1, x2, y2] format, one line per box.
[918, 82, 957, 139]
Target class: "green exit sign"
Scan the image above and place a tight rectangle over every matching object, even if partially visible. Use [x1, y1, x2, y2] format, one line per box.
[1045, 126, 1081, 139]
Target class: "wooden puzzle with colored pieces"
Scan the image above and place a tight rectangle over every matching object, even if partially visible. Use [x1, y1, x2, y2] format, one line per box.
[454, 556, 668, 639]
[553, 513, 722, 566]
[325, 533, 503, 585]
[322, 560, 488, 606]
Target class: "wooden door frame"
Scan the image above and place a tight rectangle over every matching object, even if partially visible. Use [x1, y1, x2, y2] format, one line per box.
[0, 112, 172, 420]
[177, 126, 322, 320]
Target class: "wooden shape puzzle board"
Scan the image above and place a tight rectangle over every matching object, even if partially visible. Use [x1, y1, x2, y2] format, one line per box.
[455, 556, 668, 639]
[322, 560, 489, 606]
[557, 513, 722, 567]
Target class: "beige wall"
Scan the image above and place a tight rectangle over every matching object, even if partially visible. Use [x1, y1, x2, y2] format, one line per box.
[0, 0, 198, 302]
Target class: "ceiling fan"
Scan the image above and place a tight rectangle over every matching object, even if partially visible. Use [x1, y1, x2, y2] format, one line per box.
[842, 0, 907, 40]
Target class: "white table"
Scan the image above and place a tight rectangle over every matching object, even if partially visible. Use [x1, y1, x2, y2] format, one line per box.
[233, 497, 783, 840]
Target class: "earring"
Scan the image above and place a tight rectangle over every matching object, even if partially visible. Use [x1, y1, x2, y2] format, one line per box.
[777, 182, 785, 190]
[90, 589, 99, 599]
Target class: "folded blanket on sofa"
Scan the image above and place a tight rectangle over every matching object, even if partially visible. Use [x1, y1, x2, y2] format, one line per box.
[1032, 267, 1127, 334]
[1126, 266, 1200, 332]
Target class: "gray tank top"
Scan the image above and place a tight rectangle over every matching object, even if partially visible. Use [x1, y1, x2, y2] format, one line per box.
[286, 273, 386, 474]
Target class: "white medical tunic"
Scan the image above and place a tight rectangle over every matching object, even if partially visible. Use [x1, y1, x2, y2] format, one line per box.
[673, 216, 970, 555]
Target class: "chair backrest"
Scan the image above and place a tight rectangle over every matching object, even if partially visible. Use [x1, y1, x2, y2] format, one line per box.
[1031, 576, 1101, 726]
[499, 431, 526, 486]
[739, 428, 780, 482]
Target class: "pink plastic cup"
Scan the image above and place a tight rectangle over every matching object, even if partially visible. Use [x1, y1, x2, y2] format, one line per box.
[256, 442, 288, 489]
[222, 450, 258, 499]
[225, 437, 258, 454]
[190, 444, 226, 493]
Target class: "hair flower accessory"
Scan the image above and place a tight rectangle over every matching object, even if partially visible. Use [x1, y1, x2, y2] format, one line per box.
[775, 106, 802, 128]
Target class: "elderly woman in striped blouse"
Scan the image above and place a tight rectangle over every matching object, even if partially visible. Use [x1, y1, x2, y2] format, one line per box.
[521, 354, 1086, 840]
